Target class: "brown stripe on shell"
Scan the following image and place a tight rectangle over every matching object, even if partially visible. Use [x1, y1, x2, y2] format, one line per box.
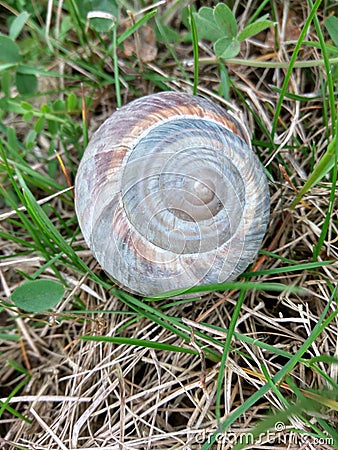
[113, 92, 251, 147]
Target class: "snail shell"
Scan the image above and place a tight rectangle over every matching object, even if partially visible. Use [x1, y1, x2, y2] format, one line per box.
[75, 92, 269, 297]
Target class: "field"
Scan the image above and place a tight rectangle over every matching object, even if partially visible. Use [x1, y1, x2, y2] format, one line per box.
[0, 1, 338, 449]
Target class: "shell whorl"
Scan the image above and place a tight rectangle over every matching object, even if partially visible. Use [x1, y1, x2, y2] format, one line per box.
[75, 92, 270, 297]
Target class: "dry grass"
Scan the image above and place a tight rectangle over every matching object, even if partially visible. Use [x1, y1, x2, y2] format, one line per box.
[0, 0, 338, 449]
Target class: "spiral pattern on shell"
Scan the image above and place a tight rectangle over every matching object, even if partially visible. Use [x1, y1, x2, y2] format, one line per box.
[75, 92, 270, 297]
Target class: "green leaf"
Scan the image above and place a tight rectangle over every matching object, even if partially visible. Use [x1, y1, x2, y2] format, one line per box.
[0, 35, 21, 63]
[34, 115, 45, 133]
[15, 72, 38, 94]
[156, 23, 180, 43]
[9, 12, 30, 41]
[11, 279, 65, 312]
[325, 16, 338, 48]
[25, 129, 37, 148]
[67, 92, 78, 111]
[21, 101, 33, 110]
[77, 0, 118, 31]
[89, 16, 115, 32]
[197, 6, 213, 22]
[214, 36, 241, 58]
[0, 63, 17, 72]
[59, 15, 73, 39]
[213, 3, 237, 39]
[1, 69, 11, 96]
[238, 19, 274, 42]
[23, 111, 34, 120]
[193, 7, 223, 42]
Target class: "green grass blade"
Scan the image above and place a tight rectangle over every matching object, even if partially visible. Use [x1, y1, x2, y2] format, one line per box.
[313, 156, 337, 259]
[243, 260, 333, 277]
[117, 290, 220, 361]
[290, 113, 338, 209]
[81, 335, 198, 355]
[117, 10, 157, 45]
[155, 17, 190, 84]
[147, 281, 304, 300]
[189, 5, 199, 95]
[6, 163, 102, 285]
[216, 289, 246, 426]
[112, 24, 121, 108]
[271, 0, 322, 140]
[0, 375, 31, 423]
[308, 0, 336, 133]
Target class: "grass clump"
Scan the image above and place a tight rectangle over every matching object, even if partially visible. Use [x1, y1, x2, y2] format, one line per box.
[0, 1, 338, 449]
